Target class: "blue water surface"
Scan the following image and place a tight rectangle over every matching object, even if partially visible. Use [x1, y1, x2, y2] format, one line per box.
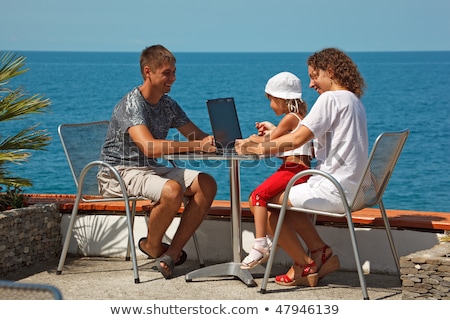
[3, 51, 450, 213]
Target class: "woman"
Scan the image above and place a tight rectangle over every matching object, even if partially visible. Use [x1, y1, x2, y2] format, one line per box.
[235, 48, 368, 287]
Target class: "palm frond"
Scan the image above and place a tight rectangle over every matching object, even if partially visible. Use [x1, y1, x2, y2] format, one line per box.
[0, 52, 28, 85]
[0, 177, 32, 187]
[0, 124, 51, 151]
[0, 51, 52, 192]
[0, 89, 50, 122]
[0, 150, 31, 164]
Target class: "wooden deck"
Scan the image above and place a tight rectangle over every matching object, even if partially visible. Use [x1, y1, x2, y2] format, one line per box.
[24, 194, 450, 232]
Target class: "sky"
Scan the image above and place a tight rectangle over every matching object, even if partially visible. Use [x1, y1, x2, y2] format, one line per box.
[1, 0, 449, 52]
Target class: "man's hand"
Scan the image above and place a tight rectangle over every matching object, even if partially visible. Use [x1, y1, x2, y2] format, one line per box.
[200, 135, 216, 153]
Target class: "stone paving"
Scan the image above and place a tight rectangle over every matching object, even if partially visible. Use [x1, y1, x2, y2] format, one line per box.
[2, 255, 403, 300]
[400, 242, 450, 299]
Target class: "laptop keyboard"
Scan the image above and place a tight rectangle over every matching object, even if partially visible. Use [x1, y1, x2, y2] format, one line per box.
[216, 148, 238, 156]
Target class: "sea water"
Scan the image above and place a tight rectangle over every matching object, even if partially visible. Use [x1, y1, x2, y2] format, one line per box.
[3, 51, 450, 213]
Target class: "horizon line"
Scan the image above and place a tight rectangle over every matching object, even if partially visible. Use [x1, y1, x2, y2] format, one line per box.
[2, 49, 450, 54]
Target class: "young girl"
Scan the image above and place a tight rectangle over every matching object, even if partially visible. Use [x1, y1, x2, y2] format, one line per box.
[241, 71, 312, 270]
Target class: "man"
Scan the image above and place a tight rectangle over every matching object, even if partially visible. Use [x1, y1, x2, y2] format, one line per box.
[98, 44, 217, 279]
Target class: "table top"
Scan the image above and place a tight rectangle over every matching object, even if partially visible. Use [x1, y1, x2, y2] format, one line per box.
[163, 152, 260, 161]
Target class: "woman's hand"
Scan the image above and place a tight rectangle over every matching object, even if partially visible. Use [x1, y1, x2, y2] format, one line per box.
[235, 138, 260, 155]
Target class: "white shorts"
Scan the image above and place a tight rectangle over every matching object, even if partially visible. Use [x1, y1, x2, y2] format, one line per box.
[288, 181, 345, 213]
[97, 166, 200, 202]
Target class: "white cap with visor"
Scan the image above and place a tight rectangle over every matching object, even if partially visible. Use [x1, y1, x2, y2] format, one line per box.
[265, 71, 302, 100]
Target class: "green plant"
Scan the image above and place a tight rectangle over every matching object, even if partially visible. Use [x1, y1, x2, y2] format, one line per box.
[0, 185, 26, 211]
[0, 52, 51, 210]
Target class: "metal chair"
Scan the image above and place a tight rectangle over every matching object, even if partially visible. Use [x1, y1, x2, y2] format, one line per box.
[0, 280, 63, 299]
[56, 121, 203, 284]
[260, 129, 410, 299]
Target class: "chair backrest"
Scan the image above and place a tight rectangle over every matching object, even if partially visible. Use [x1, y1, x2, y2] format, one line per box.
[58, 121, 109, 195]
[0, 280, 63, 299]
[351, 129, 409, 211]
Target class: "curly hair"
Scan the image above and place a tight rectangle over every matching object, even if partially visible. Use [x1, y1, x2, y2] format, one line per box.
[140, 44, 176, 79]
[307, 48, 366, 97]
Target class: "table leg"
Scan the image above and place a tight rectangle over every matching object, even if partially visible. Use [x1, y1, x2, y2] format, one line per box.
[185, 159, 256, 287]
[230, 158, 242, 263]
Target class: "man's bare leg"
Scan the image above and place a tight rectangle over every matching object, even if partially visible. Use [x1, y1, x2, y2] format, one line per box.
[168, 173, 216, 256]
[154, 173, 216, 276]
[140, 179, 185, 259]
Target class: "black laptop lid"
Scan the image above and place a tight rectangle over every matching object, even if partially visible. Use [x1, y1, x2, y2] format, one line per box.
[206, 97, 243, 150]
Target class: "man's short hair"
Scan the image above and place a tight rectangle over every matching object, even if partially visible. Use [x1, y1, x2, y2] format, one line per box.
[140, 44, 176, 79]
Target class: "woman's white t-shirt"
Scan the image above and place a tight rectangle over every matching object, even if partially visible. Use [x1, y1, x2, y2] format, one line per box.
[288, 90, 368, 211]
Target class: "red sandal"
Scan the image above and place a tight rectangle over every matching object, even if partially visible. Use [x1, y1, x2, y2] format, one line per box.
[275, 262, 319, 287]
[310, 245, 340, 279]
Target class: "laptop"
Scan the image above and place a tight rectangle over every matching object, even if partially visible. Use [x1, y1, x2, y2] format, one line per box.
[206, 97, 243, 155]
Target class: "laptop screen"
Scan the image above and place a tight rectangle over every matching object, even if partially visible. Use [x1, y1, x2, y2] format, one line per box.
[206, 97, 242, 150]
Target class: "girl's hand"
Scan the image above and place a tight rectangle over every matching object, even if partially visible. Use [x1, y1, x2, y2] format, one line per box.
[255, 121, 276, 136]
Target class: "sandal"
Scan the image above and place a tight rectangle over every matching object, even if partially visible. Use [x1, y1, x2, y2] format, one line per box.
[138, 237, 187, 266]
[156, 254, 175, 279]
[310, 245, 340, 279]
[240, 246, 270, 270]
[266, 235, 273, 249]
[275, 262, 319, 287]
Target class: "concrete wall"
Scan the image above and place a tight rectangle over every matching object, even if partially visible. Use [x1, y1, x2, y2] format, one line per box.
[1, 202, 444, 280]
[61, 214, 440, 274]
